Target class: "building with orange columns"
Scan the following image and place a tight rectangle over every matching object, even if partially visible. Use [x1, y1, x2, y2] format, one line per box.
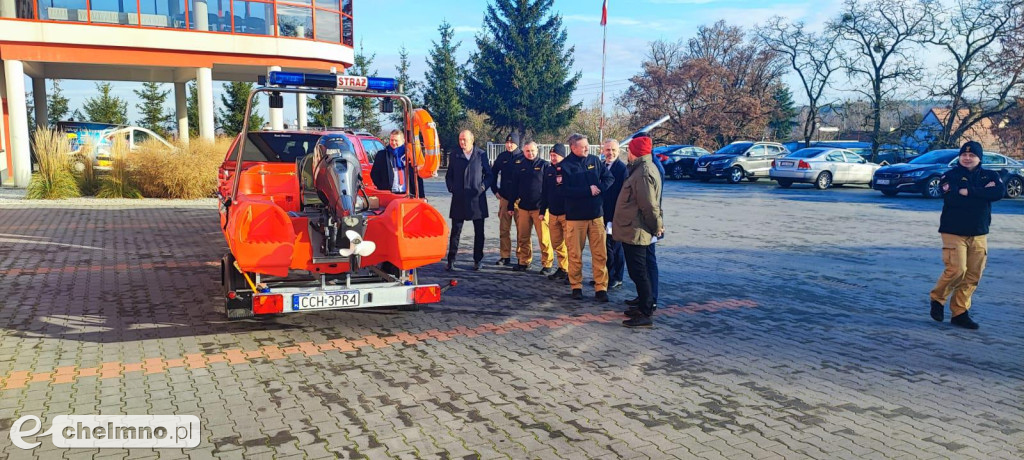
[0, 0, 355, 186]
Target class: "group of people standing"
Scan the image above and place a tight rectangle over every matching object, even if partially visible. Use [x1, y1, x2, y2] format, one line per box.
[444, 130, 664, 327]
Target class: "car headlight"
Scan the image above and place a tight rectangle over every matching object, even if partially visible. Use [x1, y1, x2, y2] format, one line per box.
[712, 159, 730, 165]
[904, 170, 926, 177]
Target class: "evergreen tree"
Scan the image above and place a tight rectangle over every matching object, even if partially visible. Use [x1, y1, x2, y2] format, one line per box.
[133, 82, 173, 137]
[26, 91, 35, 129]
[392, 45, 422, 127]
[423, 21, 467, 155]
[345, 41, 382, 134]
[464, 0, 581, 141]
[308, 94, 333, 128]
[767, 85, 798, 140]
[218, 82, 265, 136]
[47, 80, 71, 126]
[186, 82, 200, 137]
[81, 82, 128, 125]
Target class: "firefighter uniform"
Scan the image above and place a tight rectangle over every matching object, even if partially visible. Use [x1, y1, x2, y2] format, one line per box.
[507, 155, 552, 270]
[540, 147, 569, 275]
[559, 147, 615, 294]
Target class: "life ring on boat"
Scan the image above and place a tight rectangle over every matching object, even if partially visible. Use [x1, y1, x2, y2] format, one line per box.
[411, 108, 441, 179]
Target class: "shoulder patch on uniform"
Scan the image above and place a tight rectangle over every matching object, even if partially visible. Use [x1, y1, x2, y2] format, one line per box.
[587, 164, 595, 170]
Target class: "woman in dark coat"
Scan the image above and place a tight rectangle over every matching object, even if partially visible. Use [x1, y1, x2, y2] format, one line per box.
[444, 130, 492, 270]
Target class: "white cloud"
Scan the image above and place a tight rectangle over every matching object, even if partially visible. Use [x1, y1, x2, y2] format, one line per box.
[451, 25, 480, 34]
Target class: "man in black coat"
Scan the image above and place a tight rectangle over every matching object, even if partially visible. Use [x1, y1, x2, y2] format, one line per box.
[929, 140, 1005, 329]
[490, 133, 522, 266]
[506, 141, 553, 273]
[444, 130, 492, 271]
[369, 130, 425, 198]
[601, 138, 628, 290]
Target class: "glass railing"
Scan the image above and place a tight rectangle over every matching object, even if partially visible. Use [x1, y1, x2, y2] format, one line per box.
[0, 0, 352, 45]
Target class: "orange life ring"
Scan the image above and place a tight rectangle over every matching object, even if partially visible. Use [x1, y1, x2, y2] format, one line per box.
[411, 108, 441, 179]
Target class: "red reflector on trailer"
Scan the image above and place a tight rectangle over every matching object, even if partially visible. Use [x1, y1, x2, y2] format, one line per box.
[253, 294, 284, 314]
[413, 285, 441, 304]
[227, 291, 237, 299]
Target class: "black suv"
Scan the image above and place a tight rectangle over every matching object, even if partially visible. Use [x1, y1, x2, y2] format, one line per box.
[694, 142, 790, 183]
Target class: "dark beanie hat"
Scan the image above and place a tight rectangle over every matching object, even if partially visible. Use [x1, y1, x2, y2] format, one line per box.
[506, 132, 520, 145]
[959, 141, 983, 159]
[628, 136, 652, 156]
[550, 143, 567, 157]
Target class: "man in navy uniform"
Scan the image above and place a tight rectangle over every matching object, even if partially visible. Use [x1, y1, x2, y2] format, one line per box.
[559, 133, 615, 302]
[490, 133, 522, 265]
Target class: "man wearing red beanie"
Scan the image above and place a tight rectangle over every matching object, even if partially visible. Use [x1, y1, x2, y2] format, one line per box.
[613, 135, 663, 327]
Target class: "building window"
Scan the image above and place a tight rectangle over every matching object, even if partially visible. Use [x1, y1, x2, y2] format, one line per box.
[277, 3, 312, 39]
[342, 13, 351, 45]
[231, 0, 272, 35]
[313, 9, 339, 43]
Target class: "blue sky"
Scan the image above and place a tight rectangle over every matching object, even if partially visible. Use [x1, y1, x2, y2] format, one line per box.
[46, 0, 850, 129]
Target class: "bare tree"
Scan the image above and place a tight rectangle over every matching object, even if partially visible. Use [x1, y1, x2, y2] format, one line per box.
[920, 0, 1024, 148]
[830, 0, 932, 162]
[757, 17, 842, 148]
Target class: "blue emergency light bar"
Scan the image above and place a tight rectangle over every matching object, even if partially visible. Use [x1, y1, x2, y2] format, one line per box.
[265, 71, 398, 92]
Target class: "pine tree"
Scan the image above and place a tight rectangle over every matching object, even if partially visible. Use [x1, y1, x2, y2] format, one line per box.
[47, 80, 71, 126]
[392, 45, 422, 127]
[464, 0, 581, 141]
[218, 82, 265, 136]
[345, 41, 382, 134]
[134, 82, 173, 137]
[768, 85, 798, 140]
[423, 21, 467, 156]
[186, 82, 200, 137]
[307, 94, 333, 128]
[81, 82, 128, 125]
[26, 91, 35, 129]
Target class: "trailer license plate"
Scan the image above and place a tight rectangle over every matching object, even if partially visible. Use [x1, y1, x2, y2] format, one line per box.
[293, 290, 360, 310]
[697, 167, 707, 172]
[876, 179, 890, 185]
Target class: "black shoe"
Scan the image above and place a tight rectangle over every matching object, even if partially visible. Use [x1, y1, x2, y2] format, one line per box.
[930, 300, 944, 322]
[445, 261, 455, 271]
[512, 264, 528, 272]
[595, 291, 609, 302]
[950, 312, 979, 329]
[495, 258, 511, 266]
[609, 281, 623, 290]
[547, 268, 566, 280]
[625, 297, 641, 307]
[622, 316, 653, 328]
[473, 261, 482, 271]
[589, 280, 596, 286]
[563, 278, 571, 285]
[571, 289, 583, 300]
[624, 307, 642, 318]
[539, 267, 557, 276]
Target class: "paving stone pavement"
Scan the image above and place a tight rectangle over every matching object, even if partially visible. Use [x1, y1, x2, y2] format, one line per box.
[0, 179, 1021, 459]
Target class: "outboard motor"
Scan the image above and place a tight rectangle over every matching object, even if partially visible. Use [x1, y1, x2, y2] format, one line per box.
[308, 135, 376, 260]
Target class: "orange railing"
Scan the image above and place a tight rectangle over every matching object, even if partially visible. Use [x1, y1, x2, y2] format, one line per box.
[1, 0, 352, 46]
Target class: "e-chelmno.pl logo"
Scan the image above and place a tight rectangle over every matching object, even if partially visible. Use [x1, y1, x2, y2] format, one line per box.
[9, 415, 200, 449]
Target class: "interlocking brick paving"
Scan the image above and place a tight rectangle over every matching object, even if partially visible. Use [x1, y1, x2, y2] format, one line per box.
[0, 181, 1021, 459]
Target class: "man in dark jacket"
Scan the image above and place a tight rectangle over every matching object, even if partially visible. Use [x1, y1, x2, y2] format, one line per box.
[506, 141, 553, 273]
[370, 130, 425, 198]
[444, 130, 492, 271]
[559, 133, 615, 302]
[540, 144, 569, 280]
[929, 141, 1004, 329]
[601, 139, 628, 290]
[490, 133, 522, 266]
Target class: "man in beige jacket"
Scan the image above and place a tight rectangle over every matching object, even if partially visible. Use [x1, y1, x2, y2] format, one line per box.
[612, 135, 663, 328]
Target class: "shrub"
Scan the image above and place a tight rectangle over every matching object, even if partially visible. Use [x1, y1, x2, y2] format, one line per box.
[74, 142, 100, 196]
[127, 137, 229, 199]
[96, 139, 142, 199]
[26, 129, 81, 199]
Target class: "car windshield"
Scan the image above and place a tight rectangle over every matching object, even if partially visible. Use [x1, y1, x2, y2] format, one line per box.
[715, 142, 752, 155]
[909, 150, 958, 165]
[239, 132, 322, 162]
[653, 146, 683, 155]
[786, 148, 828, 159]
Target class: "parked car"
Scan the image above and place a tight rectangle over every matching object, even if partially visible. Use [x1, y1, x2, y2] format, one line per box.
[786, 140, 916, 165]
[872, 149, 1024, 199]
[770, 147, 881, 189]
[93, 127, 175, 169]
[654, 144, 712, 180]
[693, 141, 790, 184]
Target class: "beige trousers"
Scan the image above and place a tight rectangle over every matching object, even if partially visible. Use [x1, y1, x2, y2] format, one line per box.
[929, 233, 988, 316]
[566, 217, 608, 291]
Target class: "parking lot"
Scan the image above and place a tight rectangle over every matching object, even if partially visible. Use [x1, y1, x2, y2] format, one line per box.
[1, 178, 1022, 459]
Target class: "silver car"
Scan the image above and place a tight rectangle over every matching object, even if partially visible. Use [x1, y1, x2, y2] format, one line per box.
[770, 147, 881, 189]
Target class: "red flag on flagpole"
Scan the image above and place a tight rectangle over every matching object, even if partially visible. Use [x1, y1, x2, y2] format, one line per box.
[601, 0, 608, 26]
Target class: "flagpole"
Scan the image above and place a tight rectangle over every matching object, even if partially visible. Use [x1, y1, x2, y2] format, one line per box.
[600, 3, 607, 144]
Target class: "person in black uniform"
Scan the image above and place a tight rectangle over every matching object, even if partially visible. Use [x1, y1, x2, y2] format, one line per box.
[506, 141, 554, 273]
[559, 133, 615, 302]
[490, 133, 522, 265]
[444, 130, 492, 271]
[929, 140, 1004, 329]
[540, 144, 569, 280]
